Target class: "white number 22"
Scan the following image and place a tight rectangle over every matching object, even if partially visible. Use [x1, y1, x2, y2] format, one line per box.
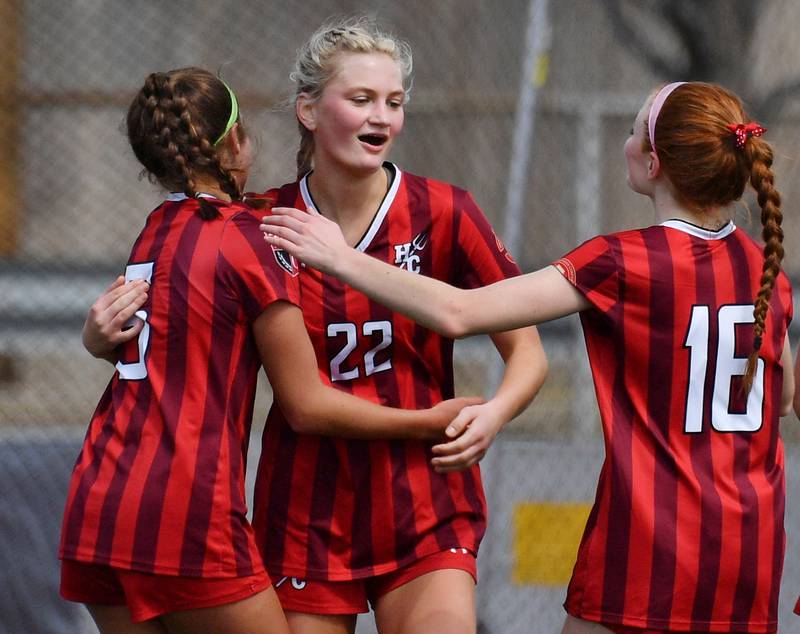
[683, 304, 764, 433]
[327, 320, 393, 382]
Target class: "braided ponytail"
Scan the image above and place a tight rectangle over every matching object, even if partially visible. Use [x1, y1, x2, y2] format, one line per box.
[742, 139, 784, 393]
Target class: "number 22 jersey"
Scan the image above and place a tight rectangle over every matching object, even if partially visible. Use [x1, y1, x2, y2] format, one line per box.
[252, 163, 522, 581]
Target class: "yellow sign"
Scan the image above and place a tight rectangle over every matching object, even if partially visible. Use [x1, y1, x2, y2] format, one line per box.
[513, 502, 592, 586]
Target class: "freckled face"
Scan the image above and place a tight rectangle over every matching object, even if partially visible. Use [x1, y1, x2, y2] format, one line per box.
[624, 98, 653, 196]
[309, 52, 405, 174]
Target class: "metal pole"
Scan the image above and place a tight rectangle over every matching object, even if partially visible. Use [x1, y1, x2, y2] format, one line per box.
[500, 0, 551, 258]
[487, 0, 551, 393]
[478, 0, 551, 623]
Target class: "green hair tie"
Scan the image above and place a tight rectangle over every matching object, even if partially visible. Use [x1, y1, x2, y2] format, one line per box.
[214, 80, 239, 146]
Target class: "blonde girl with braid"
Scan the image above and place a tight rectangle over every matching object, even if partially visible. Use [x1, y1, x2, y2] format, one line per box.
[60, 66, 478, 634]
[264, 81, 794, 634]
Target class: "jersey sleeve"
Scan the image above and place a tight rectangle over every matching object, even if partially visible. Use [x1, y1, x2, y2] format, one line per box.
[449, 190, 522, 288]
[552, 235, 619, 314]
[218, 209, 300, 322]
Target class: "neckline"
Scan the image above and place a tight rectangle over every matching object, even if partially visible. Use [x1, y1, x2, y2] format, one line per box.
[659, 218, 736, 240]
[166, 192, 224, 202]
[299, 162, 402, 252]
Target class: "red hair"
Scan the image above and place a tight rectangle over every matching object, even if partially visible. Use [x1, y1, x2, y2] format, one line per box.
[645, 82, 783, 393]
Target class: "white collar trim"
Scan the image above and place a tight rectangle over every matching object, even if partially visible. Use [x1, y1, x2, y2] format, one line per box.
[299, 163, 403, 252]
[165, 192, 219, 201]
[660, 218, 736, 240]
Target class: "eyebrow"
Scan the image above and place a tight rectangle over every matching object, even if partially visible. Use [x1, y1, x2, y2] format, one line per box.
[347, 86, 405, 95]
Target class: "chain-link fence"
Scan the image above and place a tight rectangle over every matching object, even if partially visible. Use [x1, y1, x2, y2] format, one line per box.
[3, 1, 800, 632]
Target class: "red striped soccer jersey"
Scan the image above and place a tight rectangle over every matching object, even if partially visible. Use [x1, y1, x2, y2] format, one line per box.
[251, 163, 520, 581]
[60, 194, 299, 578]
[554, 219, 792, 632]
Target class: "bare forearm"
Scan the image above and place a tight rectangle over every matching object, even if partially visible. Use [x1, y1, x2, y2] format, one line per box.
[335, 253, 589, 336]
[488, 328, 548, 424]
[335, 248, 468, 337]
[263, 209, 588, 334]
[286, 385, 441, 440]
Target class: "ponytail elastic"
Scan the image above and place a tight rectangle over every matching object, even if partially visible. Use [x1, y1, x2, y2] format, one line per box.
[726, 122, 767, 150]
[214, 80, 239, 146]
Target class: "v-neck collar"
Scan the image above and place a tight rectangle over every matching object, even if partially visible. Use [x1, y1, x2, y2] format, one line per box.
[299, 162, 403, 252]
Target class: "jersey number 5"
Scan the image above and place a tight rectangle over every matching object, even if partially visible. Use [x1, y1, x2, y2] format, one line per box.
[683, 304, 764, 433]
[116, 262, 154, 381]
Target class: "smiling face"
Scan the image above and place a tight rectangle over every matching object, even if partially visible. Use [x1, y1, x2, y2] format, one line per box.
[300, 51, 405, 175]
[624, 97, 654, 196]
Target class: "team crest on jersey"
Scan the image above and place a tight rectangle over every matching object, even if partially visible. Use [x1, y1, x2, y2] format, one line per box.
[393, 231, 428, 273]
[492, 230, 517, 264]
[271, 245, 299, 277]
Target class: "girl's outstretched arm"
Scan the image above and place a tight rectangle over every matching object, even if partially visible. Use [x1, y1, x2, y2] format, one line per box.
[262, 208, 590, 336]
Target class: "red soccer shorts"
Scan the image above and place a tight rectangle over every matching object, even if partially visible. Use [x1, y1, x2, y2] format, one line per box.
[608, 626, 774, 634]
[60, 559, 271, 623]
[274, 548, 477, 615]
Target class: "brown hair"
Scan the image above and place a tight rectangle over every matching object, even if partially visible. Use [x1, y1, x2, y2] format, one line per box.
[646, 82, 783, 392]
[291, 16, 413, 179]
[126, 67, 245, 220]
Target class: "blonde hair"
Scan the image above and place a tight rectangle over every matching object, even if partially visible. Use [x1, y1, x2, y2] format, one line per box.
[292, 16, 413, 178]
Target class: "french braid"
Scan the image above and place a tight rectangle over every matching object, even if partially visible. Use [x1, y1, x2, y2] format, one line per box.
[127, 67, 244, 220]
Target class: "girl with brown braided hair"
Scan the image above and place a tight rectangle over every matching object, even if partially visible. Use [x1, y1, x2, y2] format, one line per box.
[58, 66, 479, 634]
[263, 81, 794, 634]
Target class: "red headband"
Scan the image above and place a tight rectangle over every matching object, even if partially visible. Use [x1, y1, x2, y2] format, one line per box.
[726, 122, 766, 149]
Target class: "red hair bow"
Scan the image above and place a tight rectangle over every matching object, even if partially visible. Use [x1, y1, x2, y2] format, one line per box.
[726, 122, 766, 149]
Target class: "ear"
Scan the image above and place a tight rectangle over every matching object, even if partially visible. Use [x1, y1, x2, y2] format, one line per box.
[225, 122, 243, 155]
[647, 151, 661, 179]
[296, 93, 317, 132]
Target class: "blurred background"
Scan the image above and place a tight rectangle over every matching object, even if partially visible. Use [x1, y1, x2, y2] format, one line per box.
[3, 0, 800, 631]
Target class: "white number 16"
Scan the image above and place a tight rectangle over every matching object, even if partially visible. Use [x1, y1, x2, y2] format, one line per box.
[684, 304, 764, 433]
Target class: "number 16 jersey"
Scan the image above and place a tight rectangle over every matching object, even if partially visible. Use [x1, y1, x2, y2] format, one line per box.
[555, 219, 792, 633]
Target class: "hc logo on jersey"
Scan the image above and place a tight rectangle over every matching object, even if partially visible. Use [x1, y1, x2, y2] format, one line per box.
[393, 231, 428, 273]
